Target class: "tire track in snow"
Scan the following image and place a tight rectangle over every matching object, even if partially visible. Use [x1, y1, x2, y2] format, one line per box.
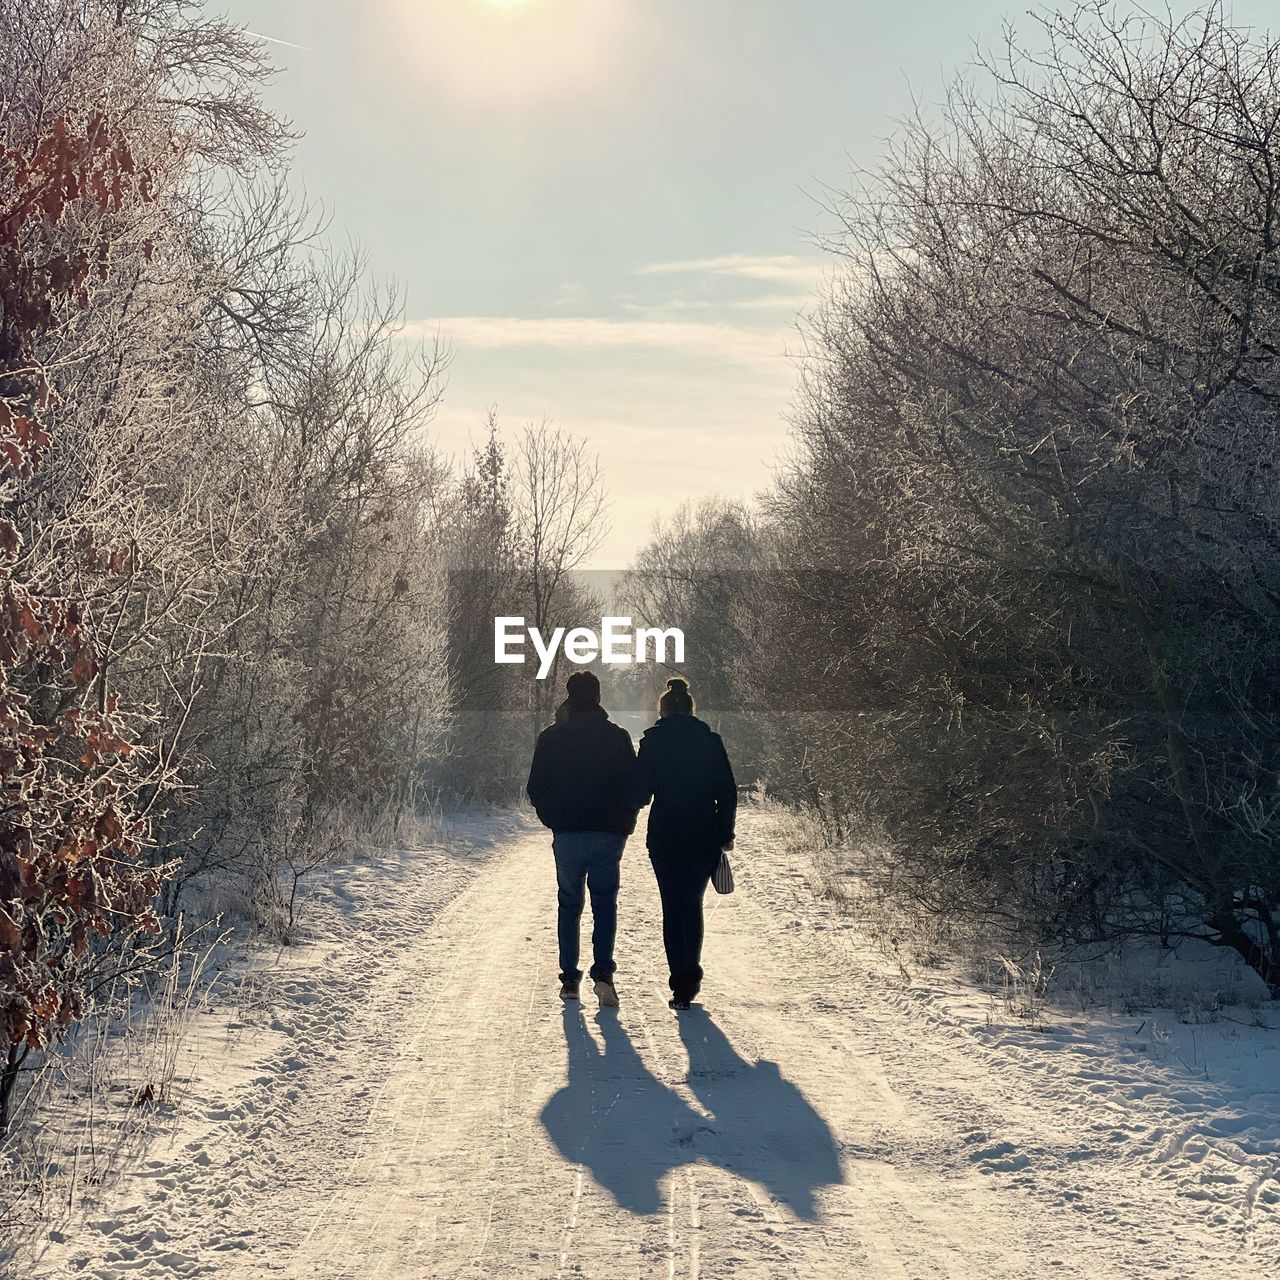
[24, 831, 511, 1280]
[302, 845, 539, 1275]
[736, 807, 1280, 1278]
[33, 808, 1268, 1279]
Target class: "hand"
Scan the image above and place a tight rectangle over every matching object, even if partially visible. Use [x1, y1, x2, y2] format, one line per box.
[722, 840, 734, 853]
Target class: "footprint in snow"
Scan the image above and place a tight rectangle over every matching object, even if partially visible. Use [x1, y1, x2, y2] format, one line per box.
[970, 1141, 1032, 1173]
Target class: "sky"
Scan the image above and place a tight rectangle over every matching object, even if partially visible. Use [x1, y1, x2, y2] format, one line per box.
[217, 0, 1274, 567]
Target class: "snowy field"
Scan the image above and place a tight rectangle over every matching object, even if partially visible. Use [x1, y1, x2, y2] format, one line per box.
[11, 806, 1280, 1279]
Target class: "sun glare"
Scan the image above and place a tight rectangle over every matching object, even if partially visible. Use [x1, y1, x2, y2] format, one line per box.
[388, 0, 628, 104]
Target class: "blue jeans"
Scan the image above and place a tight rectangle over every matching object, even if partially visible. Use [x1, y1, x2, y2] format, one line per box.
[553, 831, 626, 983]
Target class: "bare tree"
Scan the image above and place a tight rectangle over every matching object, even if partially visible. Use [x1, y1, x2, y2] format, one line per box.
[752, 1, 1280, 990]
[1, 0, 461, 1164]
[0, 0, 291, 1132]
[511, 421, 608, 734]
[621, 498, 766, 771]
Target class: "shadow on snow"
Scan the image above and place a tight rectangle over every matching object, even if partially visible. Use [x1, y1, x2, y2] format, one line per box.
[540, 1004, 842, 1218]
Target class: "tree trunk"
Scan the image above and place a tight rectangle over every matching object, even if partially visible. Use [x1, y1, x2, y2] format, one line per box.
[1, 1042, 29, 1134]
[1213, 915, 1280, 999]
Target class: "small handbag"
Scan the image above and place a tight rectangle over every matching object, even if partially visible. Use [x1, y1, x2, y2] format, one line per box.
[712, 851, 735, 895]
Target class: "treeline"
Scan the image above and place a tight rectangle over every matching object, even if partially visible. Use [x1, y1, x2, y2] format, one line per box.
[0, 1, 605, 1131]
[628, 3, 1280, 996]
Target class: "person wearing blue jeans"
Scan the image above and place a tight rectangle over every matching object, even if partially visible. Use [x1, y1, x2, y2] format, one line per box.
[527, 671, 638, 1006]
[553, 830, 626, 990]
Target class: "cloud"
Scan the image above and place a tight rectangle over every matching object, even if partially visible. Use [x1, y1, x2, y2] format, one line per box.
[731, 292, 815, 311]
[637, 253, 828, 287]
[622, 294, 814, 315]
[403, 315, 790, 366]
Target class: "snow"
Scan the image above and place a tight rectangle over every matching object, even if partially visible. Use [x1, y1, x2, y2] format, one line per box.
[14, 806, 1280, 1278]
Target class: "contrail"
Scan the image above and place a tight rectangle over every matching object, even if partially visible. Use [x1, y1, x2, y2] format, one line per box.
[246, 30, 313, 52]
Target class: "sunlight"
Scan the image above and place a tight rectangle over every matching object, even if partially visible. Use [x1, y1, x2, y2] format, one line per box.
[387, 0, 629, 104]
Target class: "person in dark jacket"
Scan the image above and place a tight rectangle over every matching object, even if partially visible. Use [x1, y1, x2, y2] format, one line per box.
[631, 677, 736, 1010]
[526, 670, 638, 1006]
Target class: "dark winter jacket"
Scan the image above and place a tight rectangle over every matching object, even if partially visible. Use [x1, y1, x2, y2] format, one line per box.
[526, 703, 639, 836]
[631, 714, 737, 863]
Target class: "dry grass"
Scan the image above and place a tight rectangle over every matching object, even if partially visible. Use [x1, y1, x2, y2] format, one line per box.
[752, 794, 1279, 1039]
[750, 792, 986, 978]
[0, 922, 225, 1265]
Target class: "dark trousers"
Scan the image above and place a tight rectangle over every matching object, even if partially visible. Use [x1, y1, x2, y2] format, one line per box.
[651, 858, 713, 1002]
[553, 831, 626, 983]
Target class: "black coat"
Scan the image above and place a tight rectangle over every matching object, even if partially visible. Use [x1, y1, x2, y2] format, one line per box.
[631, 714, 737, 863]
[526, 704, 638, 836]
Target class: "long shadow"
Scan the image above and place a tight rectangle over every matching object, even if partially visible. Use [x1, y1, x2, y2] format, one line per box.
[676, 1007, 843, 1219]
[540, 1005, 843, 1220]
[539, 1006, 705, 1214]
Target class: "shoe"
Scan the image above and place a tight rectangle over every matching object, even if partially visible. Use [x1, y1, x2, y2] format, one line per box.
[668, 997, 693, 1011]
[593, 976, 619, 1008]
[560, 978, 581, 1001]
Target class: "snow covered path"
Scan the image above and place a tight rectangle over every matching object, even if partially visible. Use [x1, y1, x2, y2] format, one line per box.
[27, 809, 1280, 1279]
